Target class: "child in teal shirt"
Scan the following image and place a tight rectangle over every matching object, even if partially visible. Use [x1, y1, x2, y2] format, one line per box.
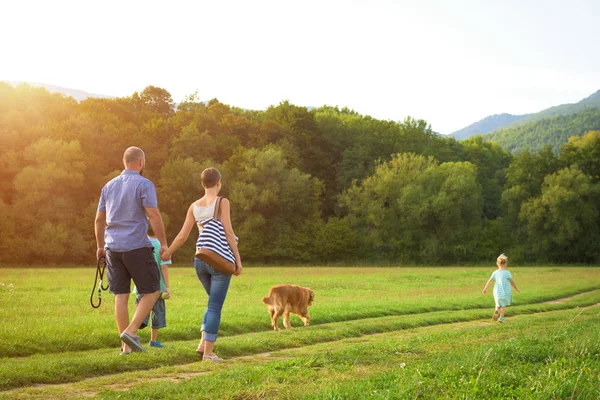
[482, 253, 520, 323]
[133, 230, 171, 347]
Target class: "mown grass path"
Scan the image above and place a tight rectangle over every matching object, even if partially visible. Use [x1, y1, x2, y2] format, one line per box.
[3, 302, 599, 399]
[1, 266, 599, 399]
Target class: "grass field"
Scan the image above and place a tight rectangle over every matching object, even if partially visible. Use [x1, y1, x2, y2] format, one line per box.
[1, 265, 599, 399]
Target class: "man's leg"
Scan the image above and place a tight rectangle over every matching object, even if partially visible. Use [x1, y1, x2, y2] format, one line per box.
[124, 290, 160, 337]
[106, 249, 133, 352]
[122, 247, 161, 339]
[115, 293, 130, 352]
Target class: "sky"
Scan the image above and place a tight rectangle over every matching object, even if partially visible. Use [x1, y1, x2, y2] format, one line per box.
[2, 0, 599, 133]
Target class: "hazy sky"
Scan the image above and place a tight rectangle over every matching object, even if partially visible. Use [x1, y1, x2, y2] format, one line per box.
[2, 0, 599, 133]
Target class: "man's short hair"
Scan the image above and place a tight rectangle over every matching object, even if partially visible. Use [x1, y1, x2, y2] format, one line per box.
[123, 147, 145, 164]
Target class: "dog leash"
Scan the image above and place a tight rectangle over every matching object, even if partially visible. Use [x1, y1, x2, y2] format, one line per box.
[90, 257, 109, 309]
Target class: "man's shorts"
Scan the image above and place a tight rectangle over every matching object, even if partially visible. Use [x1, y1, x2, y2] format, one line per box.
[106, 247, 160, 295]
[136, 294, 166, 329]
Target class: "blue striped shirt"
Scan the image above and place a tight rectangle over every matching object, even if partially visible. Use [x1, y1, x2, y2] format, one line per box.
[98, 170, 157, 252]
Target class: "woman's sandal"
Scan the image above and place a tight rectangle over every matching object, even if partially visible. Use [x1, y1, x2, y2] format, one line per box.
[196, 345, 205, 355]
[202, 355, 223, 362]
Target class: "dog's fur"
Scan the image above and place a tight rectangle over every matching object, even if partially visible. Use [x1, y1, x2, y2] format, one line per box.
[262, 284, 314, 331]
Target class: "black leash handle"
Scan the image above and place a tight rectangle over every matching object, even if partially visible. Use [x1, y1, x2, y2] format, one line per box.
[90, 257, 109, 309]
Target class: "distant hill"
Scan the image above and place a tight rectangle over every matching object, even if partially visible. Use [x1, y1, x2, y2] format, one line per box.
[451, 89, 600, 141]
[502, 89, 600, 129]
[450, 113, 530, 140]
[484, 107, 600, 154]
[6, 81, 113, 101]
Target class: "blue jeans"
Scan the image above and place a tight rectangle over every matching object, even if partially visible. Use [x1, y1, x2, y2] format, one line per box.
[135, 294, 166, 329]
[194, 259, 232, 342]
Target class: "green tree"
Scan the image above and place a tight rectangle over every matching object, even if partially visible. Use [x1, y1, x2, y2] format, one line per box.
[224, 146, 323, 261]
[170, 124, 217, 161]
[11, 139, 90, 262]
[520, 167, 600, 262]
[460, 135, 512, 219]
[340, 153, 483, 263]
[560, 130, 600, 181]
[501, 146, 560, 258]
[137, 86, 175, 117]
[158, 157, 215, 257]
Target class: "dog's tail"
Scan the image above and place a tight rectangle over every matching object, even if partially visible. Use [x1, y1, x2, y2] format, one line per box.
[262, 296, 271, 305]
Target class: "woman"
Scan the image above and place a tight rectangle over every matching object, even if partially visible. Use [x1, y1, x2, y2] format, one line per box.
[161, 167, 242, 361]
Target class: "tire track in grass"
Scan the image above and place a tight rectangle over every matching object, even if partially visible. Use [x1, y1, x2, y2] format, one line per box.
[4, 304, 599, 400]
[2, 291, 599, 396]
[0, 286, 600, 360]
[542, 290, 596, 304]
[3, 293, 600, 393]
[0, 352, 278, 399]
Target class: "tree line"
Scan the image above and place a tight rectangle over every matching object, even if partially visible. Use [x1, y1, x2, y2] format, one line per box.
[1, 82, 599, 265]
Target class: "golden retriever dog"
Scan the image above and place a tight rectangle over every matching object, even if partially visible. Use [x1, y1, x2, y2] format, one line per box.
[262, 284, 314, 331]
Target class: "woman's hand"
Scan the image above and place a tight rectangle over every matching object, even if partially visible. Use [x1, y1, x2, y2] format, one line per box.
[234, 262, 243, 276]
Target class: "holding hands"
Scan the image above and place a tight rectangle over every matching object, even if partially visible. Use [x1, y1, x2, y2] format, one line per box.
[160, 249, 172, 262]
[159, 244, 168, 257]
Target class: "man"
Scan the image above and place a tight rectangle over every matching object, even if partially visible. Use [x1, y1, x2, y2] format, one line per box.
[95, 147, 168, 353]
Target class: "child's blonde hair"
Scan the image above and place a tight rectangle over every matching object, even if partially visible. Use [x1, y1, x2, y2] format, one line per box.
[497, 253, 508, 266]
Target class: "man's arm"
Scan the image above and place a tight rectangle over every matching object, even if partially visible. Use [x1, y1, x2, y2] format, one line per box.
[145, 207, 168, 254]
[95, 210, 106, 259]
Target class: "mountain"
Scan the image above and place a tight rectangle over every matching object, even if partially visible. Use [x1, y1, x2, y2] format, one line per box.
[6, 81, 112, 101]
[451, 89, 600, 141]
[484, 107, 600, 154]
[450, 113, 530, 140]
[502, 89, 600, 129]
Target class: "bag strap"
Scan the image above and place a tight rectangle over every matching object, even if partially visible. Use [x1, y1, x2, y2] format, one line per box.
[213, 196, 223, 221]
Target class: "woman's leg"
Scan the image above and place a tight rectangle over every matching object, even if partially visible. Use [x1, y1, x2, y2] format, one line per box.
[194, 259, 211, 351]
[197, 331, 206, 353]
[201, 263, 232, 356]
[194, 259, 211, 295]
[194, 259, 231, 356]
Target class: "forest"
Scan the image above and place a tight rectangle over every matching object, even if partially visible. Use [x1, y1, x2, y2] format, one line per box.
[1, 82, 599, 265]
